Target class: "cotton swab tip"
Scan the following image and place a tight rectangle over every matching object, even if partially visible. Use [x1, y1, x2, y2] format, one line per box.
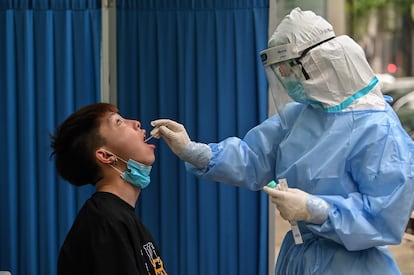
[144, 135, 154, 143]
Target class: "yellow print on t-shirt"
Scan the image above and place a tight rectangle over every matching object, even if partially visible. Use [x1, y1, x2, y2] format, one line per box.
[143, 242, 168, 275]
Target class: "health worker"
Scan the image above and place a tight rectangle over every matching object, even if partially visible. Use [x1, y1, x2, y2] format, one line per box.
[151, 7, 414, 274]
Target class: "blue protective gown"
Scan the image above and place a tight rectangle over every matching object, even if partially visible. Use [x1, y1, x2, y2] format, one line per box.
[186, 102, 414, 274]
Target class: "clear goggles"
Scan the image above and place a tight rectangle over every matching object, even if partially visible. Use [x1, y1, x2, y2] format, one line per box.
[271, 60, 307, 85]
[260, 44, 310, 95]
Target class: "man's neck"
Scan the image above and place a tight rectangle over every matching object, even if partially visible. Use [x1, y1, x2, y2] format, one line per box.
[96, 178, 140, 208]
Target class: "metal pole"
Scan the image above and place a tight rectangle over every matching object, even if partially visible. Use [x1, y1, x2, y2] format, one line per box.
[101, 0, 117, 104]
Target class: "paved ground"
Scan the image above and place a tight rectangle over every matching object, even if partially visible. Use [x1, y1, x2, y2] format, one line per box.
[274, 212, 414, 275]
[390, 239, 414, 275]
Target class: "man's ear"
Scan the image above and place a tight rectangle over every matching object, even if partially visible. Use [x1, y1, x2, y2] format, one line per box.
[96, 148, 116, 164]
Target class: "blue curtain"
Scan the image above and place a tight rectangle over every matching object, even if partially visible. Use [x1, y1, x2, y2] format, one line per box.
[0, 1, 270, 274]
[0, 1, 101, 275]
[117, 1, 270, 274]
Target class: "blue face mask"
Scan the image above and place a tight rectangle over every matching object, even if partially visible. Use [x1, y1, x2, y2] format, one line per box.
[121, 159, 152, 189]
[284, 78, 309, 104]
[108, 154, 152, 189]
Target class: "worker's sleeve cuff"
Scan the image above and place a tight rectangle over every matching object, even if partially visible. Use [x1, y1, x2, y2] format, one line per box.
[306, 196, 330, 224]
[178, 141, 212, 168]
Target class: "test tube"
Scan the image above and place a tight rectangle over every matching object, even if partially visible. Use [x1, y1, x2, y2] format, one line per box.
[268, 179, 303, 245]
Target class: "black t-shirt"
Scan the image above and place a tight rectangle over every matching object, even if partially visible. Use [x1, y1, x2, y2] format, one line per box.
[58, 192, 168, 275]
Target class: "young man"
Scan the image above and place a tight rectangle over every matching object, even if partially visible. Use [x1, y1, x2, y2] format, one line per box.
[50, 103, 167, 275]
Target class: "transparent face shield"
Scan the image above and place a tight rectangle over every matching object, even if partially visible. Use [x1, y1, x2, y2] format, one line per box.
[271, 60, 308, 103]
[265, 64, 295, 127]
[261, 44, 308, 128]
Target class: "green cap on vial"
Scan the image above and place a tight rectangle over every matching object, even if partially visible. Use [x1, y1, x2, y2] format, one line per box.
[267, 180, 277, 188]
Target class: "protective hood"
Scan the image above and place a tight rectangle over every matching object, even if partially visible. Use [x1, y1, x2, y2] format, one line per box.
[300, 35, 385, 111]
[261, 7, 384, 119]
[266, 7, 336, 62]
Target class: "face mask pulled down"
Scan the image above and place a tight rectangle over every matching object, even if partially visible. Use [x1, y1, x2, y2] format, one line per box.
[109, 154, 152, 189]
